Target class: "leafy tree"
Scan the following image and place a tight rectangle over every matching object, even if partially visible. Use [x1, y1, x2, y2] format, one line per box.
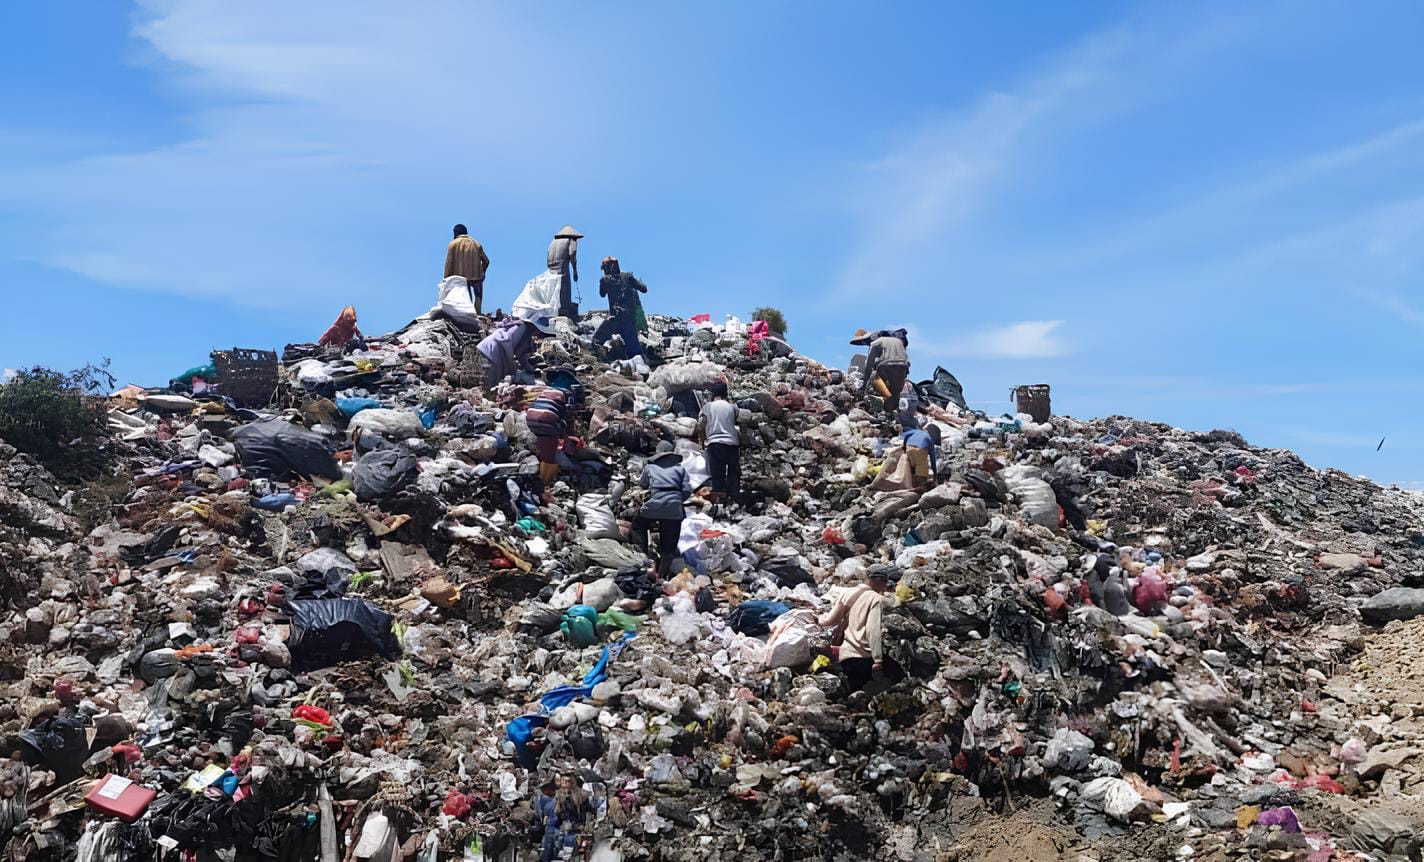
[0, 361, 115, 480]
[751, 306, 788, 337]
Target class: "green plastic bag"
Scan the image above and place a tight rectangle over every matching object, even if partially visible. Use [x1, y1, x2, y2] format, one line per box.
[560, 605, 601, 646]
[170, 363, 217, 388]
[516, 516, 547, 534]
[634, 299, 648, 334]
[598, 608, 643, 632]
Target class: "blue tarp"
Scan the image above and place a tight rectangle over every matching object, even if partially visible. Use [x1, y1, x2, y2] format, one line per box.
[506, 633, 635, 765]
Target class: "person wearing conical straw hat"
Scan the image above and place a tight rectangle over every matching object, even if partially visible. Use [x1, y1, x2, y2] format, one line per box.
[547, 225, 583, 319]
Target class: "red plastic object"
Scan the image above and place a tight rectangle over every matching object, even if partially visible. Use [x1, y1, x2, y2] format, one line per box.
[84, 774, 157, 823]
[1294, 774, 1344, 794]
[443, 789, 473, 818]
[821, 527, 845, 546]
[1042, 587, 1066, 618]
[293, 705, 332, 726]
[234, 626, 261, 645]
[110, 743, 143, 765]
[1301, 698, 1317, 713]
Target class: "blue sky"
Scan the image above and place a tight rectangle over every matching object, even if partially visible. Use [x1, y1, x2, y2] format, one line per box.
[3, 2, 1424, 484]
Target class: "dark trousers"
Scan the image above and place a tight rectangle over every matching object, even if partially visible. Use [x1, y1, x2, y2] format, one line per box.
[706, 443, 741, 502]
[877, 364, 909, 412]
[842, 657, 904, 693]
[632, 516, 682, 578]
[842, 658, 874, 692]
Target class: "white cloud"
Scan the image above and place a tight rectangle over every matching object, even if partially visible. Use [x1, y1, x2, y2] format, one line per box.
[1, 368, 16, 384]
[919, 320, 1070, 360]
[0, 2, 713, 308]
[832, 8, 1254, 303]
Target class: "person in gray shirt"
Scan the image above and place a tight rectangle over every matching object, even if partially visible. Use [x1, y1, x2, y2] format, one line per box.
[547, 225, 582, 318]
[697, 382, 741, 505]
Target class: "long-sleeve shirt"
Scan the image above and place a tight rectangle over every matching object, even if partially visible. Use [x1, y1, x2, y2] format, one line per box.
[864, 335, 909, 380]
[547, 238, 578, 281]
[638, 456, 692, 520]
[818, 586, 884, 662]
[599, 272, 647, 318]
[897, 429, 938, 475]
[445, 235, 490, 281]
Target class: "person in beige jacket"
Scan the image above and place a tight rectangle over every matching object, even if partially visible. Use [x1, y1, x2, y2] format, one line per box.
[818, 567, 890, 692]
[445, 224, 491, 314]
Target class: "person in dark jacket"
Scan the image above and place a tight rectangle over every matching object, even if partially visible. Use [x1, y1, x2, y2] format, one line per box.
[633, 441, 693, 578]
[594, 257, 647, 359]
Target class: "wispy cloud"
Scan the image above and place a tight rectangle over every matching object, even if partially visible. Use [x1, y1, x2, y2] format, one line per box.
[918, 320, 1070, 360]
[832, 8, 1255, 303]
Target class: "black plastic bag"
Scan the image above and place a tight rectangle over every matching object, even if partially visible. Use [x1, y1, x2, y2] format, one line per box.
[286, 596, 398, 671]
[613, 567, 661, 603]
[232, 419, 341, 480]
[569, 722, 605, 761]
[915, 366, 968, 411]
[351, 448, 418, 500]
[17, 712, 93, 781]
[762, 557, 814, 588]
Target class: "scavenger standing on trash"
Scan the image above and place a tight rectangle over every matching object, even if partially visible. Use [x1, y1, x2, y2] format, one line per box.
[634, 440, 693, 579]
[594, 256, 647, 359]
[547, 225, 582, 319]
[863, 330, 911, 413]
[444, 224, 491, 315]
[697, 382, 741, 505]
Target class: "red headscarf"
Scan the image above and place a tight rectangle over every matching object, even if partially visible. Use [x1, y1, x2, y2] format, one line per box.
[318, 306, 361, 347]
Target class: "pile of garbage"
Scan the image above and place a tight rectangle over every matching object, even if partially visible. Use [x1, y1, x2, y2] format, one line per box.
[3, 299, 1424, 862]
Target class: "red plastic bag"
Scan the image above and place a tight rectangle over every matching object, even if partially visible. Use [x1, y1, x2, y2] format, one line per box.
[1294, 774, 1343, 794]
[1132, 571, 1168, 614]
[293, 705, 332, 726]
[442, 789, 473, 818]
[821, 527, 845, 546]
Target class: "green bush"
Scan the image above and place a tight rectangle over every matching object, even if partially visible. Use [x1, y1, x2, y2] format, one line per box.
[0, 362, 114, 480]
[751, 307, 788, 336]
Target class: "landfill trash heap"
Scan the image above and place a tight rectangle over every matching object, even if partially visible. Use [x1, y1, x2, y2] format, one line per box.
[2, 304, 1424, 862]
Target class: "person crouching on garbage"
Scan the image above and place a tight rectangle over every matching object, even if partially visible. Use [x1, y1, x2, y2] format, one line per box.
[633, 441, 692, 579]
[477, 315, 552, 390]
[526, 384, 572, 485]
[535, 773, 593, 862]
[818, 566, 890, 694]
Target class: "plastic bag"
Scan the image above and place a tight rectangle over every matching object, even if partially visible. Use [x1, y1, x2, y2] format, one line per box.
[648, 361, 722, 394]
[511, 270, 561, 325]
[577, 494, 621, 540]
[764, 609, 818, 668]
[435, 276, 482, 327]
[232, 419, 341, 480]
[351, 448, 418, 500]
[349, 408, 426, 440]
[659, 595, 704, 645]
[286, 597, 398, 671]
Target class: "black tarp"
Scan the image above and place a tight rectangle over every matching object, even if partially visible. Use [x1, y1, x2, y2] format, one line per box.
[915, 366, 968, 411]
[232, 419, 341, 481]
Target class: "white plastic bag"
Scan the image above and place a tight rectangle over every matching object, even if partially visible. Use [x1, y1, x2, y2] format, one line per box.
[349, 408, 425, 440]
[511, 270, 561, 325]
[648, 361, 722, 394]
[764, 609, 818, 668]
[577, 494, 621, 540]
[435, 276, 481, 327]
